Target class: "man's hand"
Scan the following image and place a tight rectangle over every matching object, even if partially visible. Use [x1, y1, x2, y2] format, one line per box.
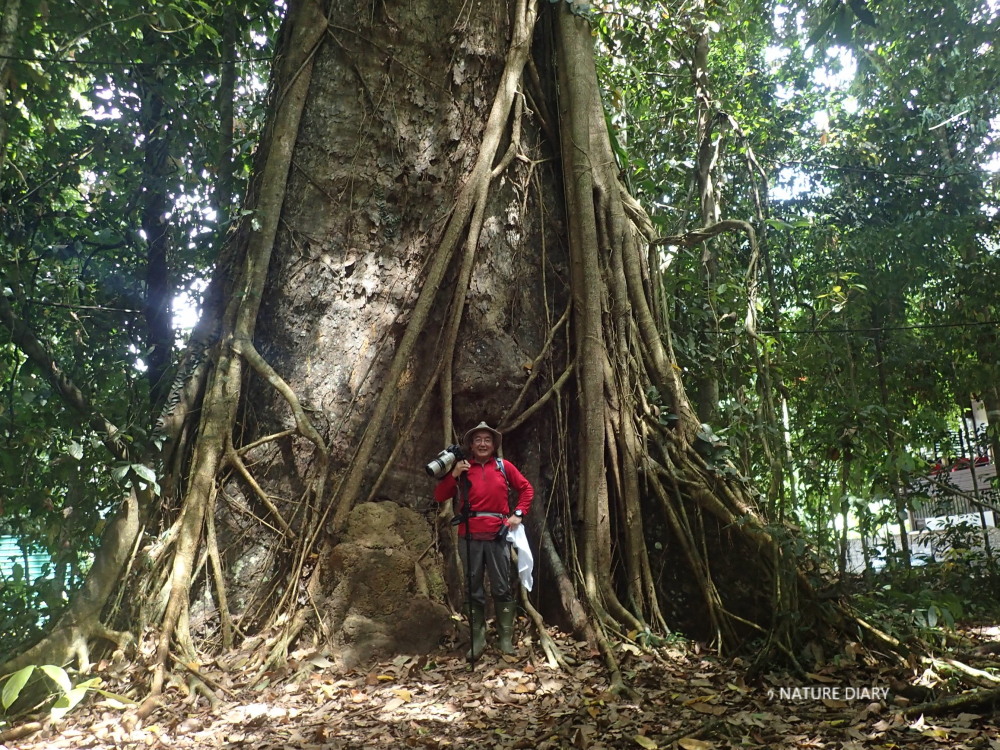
[507, 514, 522, 528]
[451, 459, 470, 478]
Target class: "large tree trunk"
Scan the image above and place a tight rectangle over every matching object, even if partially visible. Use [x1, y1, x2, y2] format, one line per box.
[5, 0, 829, 695]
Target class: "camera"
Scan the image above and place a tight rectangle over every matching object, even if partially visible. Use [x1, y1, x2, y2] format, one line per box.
[425, 444, 465, 478]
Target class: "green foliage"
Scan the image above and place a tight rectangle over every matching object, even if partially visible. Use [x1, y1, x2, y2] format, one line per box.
[861, 580, 965, 642]
[598, 0, 1000, 592]
[0, 557, 60, 660]
[854, 526, 1000, 647]
[0, 664, 133, 723]
[0, 0, 279, 651]
[855, 567, 986, 649]
[2, 0, 998, 656]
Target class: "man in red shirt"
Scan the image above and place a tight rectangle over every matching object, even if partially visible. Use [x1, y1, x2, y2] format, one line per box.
[434, 421, 533, 658]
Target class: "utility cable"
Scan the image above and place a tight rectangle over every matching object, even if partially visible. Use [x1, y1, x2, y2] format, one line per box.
[752, 319, 1000, 336]
[0, 53, 272, 67]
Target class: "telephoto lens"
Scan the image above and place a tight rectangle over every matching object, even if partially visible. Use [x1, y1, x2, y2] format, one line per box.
[425, 445, 464, 478]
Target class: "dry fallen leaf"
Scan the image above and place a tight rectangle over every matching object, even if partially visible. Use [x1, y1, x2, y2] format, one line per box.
[678, 739, 715, 750]
[805, 672, 837, 684]
[689, 701, 726, 716]
[382, 697, 405, 712]
[11, 625, 997, 750]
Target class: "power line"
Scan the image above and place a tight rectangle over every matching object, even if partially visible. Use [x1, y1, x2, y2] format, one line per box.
[0, 53, 272, 67]
[775, 160, 993, 181]
[757, 319, 1000, 336]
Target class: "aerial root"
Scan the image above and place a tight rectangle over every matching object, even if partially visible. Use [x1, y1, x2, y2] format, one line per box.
[171, 652, 238, 706]
[519, 590, 571, 671]
[205, 510, 237, 649]
[231, 336, 327, 457]
[225, 442, 297, 539]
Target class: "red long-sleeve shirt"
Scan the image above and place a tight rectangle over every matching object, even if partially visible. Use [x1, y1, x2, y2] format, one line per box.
[434, 457, 534, 539]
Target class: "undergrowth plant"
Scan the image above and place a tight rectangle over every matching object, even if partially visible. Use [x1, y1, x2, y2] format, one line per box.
[0, 664, 132, 726]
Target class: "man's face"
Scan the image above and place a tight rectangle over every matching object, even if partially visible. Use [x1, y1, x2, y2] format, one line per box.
[470, 431, 495, 460]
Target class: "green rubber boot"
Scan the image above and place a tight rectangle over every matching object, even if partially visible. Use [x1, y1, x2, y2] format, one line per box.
[466, 601, 487, 660]
[496, 601, 517, 655]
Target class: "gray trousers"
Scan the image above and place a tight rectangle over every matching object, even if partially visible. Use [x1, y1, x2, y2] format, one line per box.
[458, 536, 514, 605]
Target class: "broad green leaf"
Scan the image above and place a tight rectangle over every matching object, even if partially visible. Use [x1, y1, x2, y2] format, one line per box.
[131, 464, 157, 484]
[2, 666, 36, 710]
[39, 665, 72, 695]
[50, 679, 99, 721]
[926, 605, 939, 628]
[50, 690, 84, 721]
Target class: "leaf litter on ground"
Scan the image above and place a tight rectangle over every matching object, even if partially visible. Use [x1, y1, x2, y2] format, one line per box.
[3, 624, 1000, 749]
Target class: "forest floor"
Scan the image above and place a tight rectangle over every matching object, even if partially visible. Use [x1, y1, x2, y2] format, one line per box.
[3, 621, 1000, 750]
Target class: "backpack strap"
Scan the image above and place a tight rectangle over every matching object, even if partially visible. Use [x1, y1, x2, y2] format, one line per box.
[496, 458, 517, 514]
[495, 458, 510, 490]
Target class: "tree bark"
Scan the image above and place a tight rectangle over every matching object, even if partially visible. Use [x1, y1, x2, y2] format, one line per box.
[7, 0, 847, 687]
[0, 0, 22, 176]
[137, 30, 176, 404]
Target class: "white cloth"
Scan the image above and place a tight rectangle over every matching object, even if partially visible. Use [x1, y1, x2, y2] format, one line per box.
[506, 524, 534, 592]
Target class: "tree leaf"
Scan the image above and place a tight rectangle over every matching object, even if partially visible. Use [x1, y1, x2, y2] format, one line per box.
[131, 463, 157, 484]
[679, 740, 715, 750]
[92, 687, 136, 708]
[2, 665, 36, 710]
[50, 679, 99, 721]
[50, 687, 87, 720]
[39, 664, 72, 695]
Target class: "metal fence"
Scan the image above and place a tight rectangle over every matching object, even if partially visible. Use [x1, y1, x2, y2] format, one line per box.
[0, 536, 52, 582]
[908, 462, 998, 531]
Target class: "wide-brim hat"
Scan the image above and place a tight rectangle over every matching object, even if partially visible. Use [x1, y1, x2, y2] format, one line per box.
[462, 421, 502, 452]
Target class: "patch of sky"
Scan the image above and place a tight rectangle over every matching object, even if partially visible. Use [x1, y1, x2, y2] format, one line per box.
[174, 281, 207, 333]
[984, 116, 1000, 175]
[88, 87, 123, 121]
[765, 5, 860, 201]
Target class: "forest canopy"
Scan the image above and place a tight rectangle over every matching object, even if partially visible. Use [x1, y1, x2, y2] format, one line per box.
[1, 0, 999, 707]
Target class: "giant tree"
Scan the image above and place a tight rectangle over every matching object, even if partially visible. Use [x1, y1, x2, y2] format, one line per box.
[3, 0, 837, 701]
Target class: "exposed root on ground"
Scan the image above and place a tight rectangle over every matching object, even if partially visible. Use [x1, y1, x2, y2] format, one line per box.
[905, 685, 1000, 717]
